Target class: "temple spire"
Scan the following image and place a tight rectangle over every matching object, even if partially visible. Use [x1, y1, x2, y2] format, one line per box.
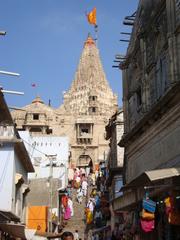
[63, 34, 117, 116]
[84, 33, 95, 47]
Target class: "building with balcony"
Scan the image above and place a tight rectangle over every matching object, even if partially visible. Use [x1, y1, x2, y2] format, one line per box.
[105, 109, 124, 231]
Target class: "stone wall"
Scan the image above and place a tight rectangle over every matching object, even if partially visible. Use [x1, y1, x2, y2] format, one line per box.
[121, 0, 180, 183]
[126, 104, 180, 182]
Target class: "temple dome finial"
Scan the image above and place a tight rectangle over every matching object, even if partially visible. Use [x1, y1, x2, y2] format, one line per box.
[84, 33, 95, 47]
[32, 96, 44, 104]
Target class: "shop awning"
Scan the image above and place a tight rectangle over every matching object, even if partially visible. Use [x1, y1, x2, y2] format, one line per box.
[0, 223, 36, 239]
[141, 167, 180, 182]
[122, 167, 180, 190]
[113, 168, 180, 211]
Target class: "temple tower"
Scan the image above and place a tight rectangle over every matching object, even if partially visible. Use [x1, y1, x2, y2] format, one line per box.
[56, 34, 117, 169]
[63, 34, 117, 116]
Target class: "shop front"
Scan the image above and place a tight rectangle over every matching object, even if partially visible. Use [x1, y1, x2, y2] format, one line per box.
[112, 168, 180, 240]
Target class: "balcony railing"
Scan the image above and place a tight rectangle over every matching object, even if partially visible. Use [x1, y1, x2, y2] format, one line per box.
[77, 132, 93, 139]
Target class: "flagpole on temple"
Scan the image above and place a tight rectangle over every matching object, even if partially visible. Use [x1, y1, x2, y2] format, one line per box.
[94, 24, 98, 47]
[86, 7, 98, 46]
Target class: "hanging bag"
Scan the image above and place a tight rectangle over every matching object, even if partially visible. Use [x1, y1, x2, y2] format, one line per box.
[141, 209, 155, 220]
[142, 198, 156, 213]
[140, 219, 155, 232]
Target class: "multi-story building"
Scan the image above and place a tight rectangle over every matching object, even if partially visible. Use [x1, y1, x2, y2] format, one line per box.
[11, 34, 118, 171]
[105, 109, 124, 231]
[114, 0, 180, 239]
[0, 91, 34, 239]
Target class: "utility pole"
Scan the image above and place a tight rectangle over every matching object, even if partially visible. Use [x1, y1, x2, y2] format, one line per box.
[46, 154, 57, 233]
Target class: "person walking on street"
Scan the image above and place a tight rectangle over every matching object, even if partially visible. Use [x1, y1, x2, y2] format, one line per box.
[77, 187, 83, 204]
[68, 197, 74, 217]
[94, 208, 103, 228]
[74, 230, 79, 240]
[61, 232, 74, 240]
[82, 179, 88, 196]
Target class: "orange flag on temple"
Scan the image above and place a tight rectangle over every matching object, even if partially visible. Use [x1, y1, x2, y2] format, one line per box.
[87, 7, 97, 25]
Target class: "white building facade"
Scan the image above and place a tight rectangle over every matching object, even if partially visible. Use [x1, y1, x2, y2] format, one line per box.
[0, 91, 34, 239]
[19, 131, 69, 189]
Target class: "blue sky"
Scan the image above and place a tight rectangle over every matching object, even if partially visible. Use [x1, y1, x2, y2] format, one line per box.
[0, 0, 138, 109]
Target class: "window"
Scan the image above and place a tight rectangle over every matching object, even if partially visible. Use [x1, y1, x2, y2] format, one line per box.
[33, 114, 39, 120]
[46, 129, 53, 134]
[175, 0, 180, 27]
[89, 107, 97, 114]
[89, 96, 97, 101]
[155, 54, 168, 100]
[136, 87, 142, 109]
[78, 123, 92, 138]
[81, 128, 89, 134]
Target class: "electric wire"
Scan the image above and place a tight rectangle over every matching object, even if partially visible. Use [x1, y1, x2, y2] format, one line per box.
[20, 138, 52, 165]
[0, 151, 11, 190]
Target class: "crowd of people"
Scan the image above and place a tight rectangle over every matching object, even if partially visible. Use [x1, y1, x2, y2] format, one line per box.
[59, 166, 111, 240]
[85, 179, 110, 229]
[60, 167, 91, 224]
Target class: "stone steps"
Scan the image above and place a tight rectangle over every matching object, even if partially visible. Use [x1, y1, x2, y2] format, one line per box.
[62, 188, 87, 239]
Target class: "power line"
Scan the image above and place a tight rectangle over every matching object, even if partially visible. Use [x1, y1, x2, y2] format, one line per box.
[0, 151, 11, 190]
[20, 138, 50, 163]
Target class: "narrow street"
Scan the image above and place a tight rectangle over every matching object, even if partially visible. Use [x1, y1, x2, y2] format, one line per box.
[0, 1, 180, 240]
[61, 172, 108, 240]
